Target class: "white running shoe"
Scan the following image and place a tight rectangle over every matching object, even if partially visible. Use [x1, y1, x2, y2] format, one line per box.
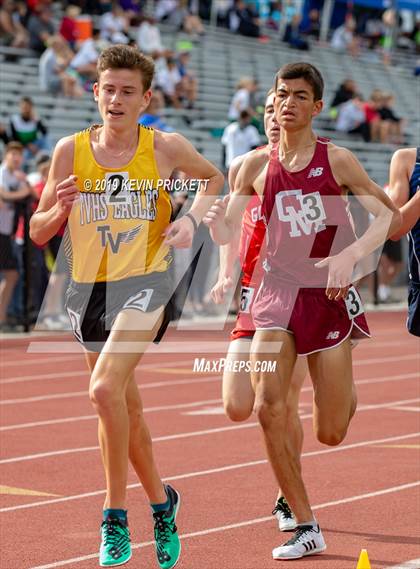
[272, 524, 327, 560]
[272, 497, 297, 532]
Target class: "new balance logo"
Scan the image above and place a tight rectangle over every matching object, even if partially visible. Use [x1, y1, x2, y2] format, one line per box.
[326, 331, 340, 340]
[303, 540, 317, 552]
[97, 224, 142, 254]
[308, 167, 323, 178]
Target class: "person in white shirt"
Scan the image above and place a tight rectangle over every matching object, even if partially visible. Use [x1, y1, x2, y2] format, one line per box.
[156, 57, 183, 107]
[228, 77, 257, 121]
[221, 110, 261, 169]
[100, 2, 130, 44]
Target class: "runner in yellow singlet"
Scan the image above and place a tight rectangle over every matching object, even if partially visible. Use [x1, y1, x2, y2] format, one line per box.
[30, 45, 224, 569]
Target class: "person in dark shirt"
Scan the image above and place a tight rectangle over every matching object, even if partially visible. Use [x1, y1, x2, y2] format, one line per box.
[5, 97, 50, 163]
[27, 5, 55, 54]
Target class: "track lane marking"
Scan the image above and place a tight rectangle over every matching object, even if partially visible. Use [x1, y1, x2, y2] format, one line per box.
[2, 371, 418, 431]
[1, 431, 419, 513]
[27, 481, 420, 569]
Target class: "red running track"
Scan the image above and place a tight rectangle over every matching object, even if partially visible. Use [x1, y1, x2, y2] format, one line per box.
[0, 311, 419, 569]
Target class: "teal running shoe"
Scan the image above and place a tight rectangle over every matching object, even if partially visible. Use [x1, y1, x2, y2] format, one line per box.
[153, 485, 181, 569]
[99, 515, 132, 567]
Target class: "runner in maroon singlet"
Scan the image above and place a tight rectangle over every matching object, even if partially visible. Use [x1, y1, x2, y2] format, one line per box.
[209, 91, 307, 532]
[206, 62, 401, 561]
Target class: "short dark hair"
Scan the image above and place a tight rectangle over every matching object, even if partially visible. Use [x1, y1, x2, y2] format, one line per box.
[274, 62, 324, 101]
[21, 96, 33, 105]
[5, 141, 24, 153]
[97, 45, 155, 92]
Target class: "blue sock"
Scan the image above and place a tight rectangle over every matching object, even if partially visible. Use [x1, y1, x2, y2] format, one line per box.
[103, 508, 127, 523]
[151, 487, 170, 513]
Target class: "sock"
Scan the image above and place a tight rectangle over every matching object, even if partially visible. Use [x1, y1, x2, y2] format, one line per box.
[103, 508, 127, 523]
[151, 486, 170, 513]
[298, 519, 318, 529]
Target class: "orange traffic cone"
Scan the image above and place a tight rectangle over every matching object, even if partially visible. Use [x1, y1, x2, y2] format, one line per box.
[356, 549, 371, 569]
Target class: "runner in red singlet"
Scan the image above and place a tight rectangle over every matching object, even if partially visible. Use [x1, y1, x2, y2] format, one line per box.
[206, 62, 401, 561]
[209, 90, 307, 532]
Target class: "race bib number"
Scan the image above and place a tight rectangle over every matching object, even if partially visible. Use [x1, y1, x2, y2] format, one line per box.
[105, 171, 130, 205]
[240, 286, 255, 313]
[345, 286, 364, 320]
[123, 289, 154, 312]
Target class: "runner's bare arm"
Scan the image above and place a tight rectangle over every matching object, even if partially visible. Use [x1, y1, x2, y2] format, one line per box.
[158, 132, 224, 247]
[388, 148, 414, 208]
[209, 150, 265, 245]
[29, 136, 77, 245]
[390, 191, 420, 241]
[330, 146, 401, 258]
[316, 146, 401, 300]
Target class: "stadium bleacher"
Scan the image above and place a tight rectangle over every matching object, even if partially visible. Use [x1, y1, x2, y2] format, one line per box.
[0, 16, 419, 187]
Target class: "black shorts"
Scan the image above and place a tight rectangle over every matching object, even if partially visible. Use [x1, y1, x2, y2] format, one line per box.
[0, 233, 18, 271]
[407, 281, 420, 338]
[65, 272, 174, 352]
[382, 239, 403, 263]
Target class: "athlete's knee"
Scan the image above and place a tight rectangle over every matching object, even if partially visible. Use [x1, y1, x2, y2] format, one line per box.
[89, 374, 124, 411]
[224, 400, 253, 422]
[255, 398, 286, 431]
[316, 423, 347, 446]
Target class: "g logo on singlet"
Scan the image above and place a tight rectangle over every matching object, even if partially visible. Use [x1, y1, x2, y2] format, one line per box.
[275, 189, 327, 237]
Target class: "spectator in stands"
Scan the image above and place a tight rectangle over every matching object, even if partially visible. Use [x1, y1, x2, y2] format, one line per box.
[39, 35, 83, 98]
[59, 4, 81, 50]
[377, 92, 405, 144]
[331, 16, 359, 57]
[335, 94, 371, 142]
[300, 8, 320, 39]
[156, 56, 184, 108]
[228, 76, 257, 121]
[228, 0, 261, 39]
[221, 109, 260, 170]
[177, 50, 197, 108]
[362, 88, 383, 142]
[7, 97, 51, 161]
[7, 97, 51, 163]
[137, 16, 171, 59]
[69, 27, 103, 85]
[119, 0, 143, 26]
[0, 142, 31, 331]
[27, 5, 55, 54]
[330, 79, 358, 109]
[178, 0, 205, 39]
[154, 0, 178, 23]
[0, 0, 29, 48]
[138, 89, 173, 132]
[283, 13, 310, 51]
[100, 1, 130, 44]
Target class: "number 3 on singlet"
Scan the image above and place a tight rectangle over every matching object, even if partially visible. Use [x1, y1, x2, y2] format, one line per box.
[344, 286, 364, 320]
[240, 286, 255, 313]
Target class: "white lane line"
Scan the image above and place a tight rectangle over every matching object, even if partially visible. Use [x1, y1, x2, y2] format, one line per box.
[0, 399, 223, 432]
[0, 375, 221, 405]
[386, 560, 420, 569]
[2, 371, 418, 432]
[1, 430, 419, 514]
[28, 481, 420, 569]
[1, 397, 419, 465]
[0, 358, 195, 385]
[389, 406, 420, 413]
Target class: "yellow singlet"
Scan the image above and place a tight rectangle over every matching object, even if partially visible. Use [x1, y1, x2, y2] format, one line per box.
[66, 125, 172, 283]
